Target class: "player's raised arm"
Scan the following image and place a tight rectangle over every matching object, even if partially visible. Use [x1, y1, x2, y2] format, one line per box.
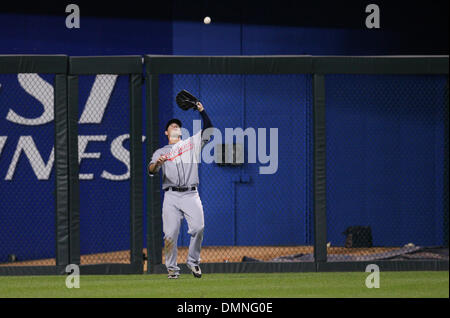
[196, 101, 213, 133]
[194, 102, 213, 150]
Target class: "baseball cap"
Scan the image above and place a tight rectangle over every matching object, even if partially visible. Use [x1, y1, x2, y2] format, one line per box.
[165, 118, 182, 131]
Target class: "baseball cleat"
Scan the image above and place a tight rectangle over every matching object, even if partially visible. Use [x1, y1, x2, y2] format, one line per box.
[188, 264, 202, 278]
[168, 271, 180, 279]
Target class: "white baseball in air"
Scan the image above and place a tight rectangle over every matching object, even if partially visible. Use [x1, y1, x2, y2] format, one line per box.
[203, 16, 211, 24]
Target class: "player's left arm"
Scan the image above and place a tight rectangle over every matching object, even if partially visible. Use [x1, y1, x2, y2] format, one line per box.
[196, 102, 212, 132]
[197, 102, 213, 148]
[190, 102, 213, 153]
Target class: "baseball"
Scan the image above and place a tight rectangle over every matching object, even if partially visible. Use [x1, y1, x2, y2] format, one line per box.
[203, 16, 211, 24]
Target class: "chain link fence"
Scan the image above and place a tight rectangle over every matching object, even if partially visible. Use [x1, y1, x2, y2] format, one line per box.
[325, 74, 449, 262]
[156, 73, 314, 265]
[0, 73, 56, 266]
[77, 74, 131, 265]
[1, 56, 447, 274]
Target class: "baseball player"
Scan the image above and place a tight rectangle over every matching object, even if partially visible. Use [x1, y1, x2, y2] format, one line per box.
[148, 101, 212, 279]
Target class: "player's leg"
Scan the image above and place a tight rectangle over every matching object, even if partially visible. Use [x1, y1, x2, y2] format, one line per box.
[162, 192, 183, 277]
[180, 190, 204, 277]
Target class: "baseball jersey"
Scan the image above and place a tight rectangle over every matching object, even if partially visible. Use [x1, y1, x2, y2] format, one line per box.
[149, 129, 211, 189]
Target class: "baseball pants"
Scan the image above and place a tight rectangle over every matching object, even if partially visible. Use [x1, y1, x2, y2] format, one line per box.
[162, 189, 205, 274]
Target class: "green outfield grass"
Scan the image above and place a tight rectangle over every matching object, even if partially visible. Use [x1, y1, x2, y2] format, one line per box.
[0, 271, 448, 298]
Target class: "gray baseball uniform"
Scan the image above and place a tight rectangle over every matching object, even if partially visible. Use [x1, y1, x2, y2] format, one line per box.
[149, 111, 212, 275]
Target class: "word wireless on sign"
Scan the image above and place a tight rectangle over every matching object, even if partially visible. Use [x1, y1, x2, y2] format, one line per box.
[0, 74, 144, 181]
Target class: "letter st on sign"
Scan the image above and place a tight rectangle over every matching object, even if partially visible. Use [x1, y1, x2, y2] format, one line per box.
[0, 74, 143, 181]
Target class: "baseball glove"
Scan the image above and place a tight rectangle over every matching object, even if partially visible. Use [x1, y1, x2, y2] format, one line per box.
[176, 90, 200, 111]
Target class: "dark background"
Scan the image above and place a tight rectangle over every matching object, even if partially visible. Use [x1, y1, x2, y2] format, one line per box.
[1, 0, 448, 54]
